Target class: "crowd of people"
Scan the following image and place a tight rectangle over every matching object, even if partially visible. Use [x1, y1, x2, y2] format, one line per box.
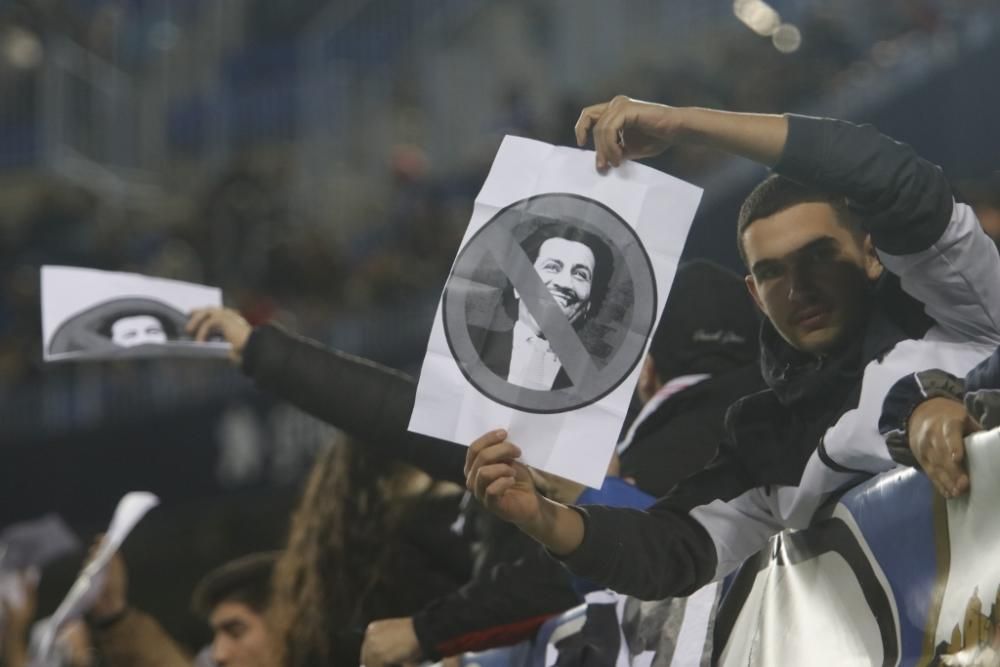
[1, 0, 986, 405]
[2, 89, 999, 666]
[0, 3, 999, 666]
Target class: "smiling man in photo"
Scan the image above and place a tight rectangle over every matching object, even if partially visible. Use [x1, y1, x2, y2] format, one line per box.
[469, 220, 615, 391]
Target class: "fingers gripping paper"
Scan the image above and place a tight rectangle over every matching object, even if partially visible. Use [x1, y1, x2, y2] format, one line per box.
[408, 136, 702, 487]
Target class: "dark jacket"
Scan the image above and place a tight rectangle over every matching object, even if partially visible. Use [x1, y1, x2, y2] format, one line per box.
[468, 323, 573, 390]
[621, 366, 764, 498]
[329, 491, 474, 665]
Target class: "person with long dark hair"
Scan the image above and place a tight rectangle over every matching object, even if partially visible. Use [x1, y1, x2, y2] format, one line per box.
[268, 439, 469, 666]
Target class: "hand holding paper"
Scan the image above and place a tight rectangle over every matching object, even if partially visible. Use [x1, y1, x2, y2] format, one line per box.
[35, 492, 158, 660]
[464, 430, 585, 557]
[186, 306, 253, 364]
[575, 95, 788, 169]
[409, 135, 702, 487]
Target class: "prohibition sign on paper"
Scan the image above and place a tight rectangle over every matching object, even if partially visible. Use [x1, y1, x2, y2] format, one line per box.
[443, 193, 657, 413]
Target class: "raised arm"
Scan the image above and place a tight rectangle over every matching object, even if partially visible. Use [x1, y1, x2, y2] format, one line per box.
[578, 96, 1000, 343]
[577, 96, 946, 251]
[575, 96, 788, 169]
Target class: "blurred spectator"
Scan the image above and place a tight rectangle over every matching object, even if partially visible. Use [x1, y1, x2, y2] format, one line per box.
[0, 548, 189, 667]
[191, 552, 277, 667]
[269, 441, 469, 666]
[85, 548, 190, 667]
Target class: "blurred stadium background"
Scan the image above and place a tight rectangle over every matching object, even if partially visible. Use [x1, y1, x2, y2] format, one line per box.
[0, 0, 998, 647]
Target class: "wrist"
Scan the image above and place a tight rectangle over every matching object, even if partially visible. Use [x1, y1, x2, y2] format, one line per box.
[670, 106, 700, 143]
[518, 497, 583, 556]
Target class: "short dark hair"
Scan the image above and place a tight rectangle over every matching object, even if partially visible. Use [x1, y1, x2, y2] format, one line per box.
[518, 220, 615, 317]
[737, 174, 865, 267]
[191, 552, 278, 619]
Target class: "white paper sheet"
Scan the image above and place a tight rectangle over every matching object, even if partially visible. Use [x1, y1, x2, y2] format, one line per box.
[34, 492, 159, 660]
[41, 266, 229, 361]
[409, 136, 701, 486]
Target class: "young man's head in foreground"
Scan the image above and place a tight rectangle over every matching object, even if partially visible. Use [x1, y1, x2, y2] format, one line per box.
[738, 175, 883, 356]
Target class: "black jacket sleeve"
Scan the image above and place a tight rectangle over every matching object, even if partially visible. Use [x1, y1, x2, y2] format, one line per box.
[241, 323, 467, 484]
[411, 522, 580, 660]
[775, 114, 953, 255]
[966, 345, 1000, 394]
[556, 453, 755, 601]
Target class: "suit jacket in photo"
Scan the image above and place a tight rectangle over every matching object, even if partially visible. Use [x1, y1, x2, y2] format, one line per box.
[467, 323, 573, 390]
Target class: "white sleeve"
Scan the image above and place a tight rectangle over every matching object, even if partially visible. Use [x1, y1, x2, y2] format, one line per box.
[689, 489, 785, 580]
[879, 201, 1000, 345]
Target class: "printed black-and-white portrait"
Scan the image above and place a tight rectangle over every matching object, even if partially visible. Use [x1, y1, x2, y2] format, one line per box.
[41, 266, 228, 361]
[443, 193, 657, 413]
[48, 296, 190, 356]
[410, 137, 702, 486]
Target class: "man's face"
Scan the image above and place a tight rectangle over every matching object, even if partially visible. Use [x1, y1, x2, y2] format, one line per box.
[522, 237, 596, 330]
[209, 601, 274, 667]
[743, 202, 882, 355]
[110, 315, 167, 347]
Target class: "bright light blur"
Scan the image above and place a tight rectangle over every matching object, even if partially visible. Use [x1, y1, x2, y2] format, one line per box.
[772, 24, 803, 54]
[733, 0, 782, 37]
[2, 26, 43, 69]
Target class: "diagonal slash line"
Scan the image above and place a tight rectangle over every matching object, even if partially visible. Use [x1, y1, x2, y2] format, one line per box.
[489, 227, 599, 387]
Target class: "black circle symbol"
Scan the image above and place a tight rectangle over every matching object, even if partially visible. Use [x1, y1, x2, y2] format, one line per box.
[443, 193, 657, 413]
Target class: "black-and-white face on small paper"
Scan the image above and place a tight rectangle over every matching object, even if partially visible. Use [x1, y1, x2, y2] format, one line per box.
[110, 314, 168, 347]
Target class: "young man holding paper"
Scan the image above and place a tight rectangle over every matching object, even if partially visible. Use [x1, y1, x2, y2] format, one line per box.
[465, 96, 1000, 603]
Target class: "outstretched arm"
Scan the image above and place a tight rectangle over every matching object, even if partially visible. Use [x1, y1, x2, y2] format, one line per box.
[188, 308, 467, 484]
[465, 431, 769, 600]
[578, 96, 1000, 343]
